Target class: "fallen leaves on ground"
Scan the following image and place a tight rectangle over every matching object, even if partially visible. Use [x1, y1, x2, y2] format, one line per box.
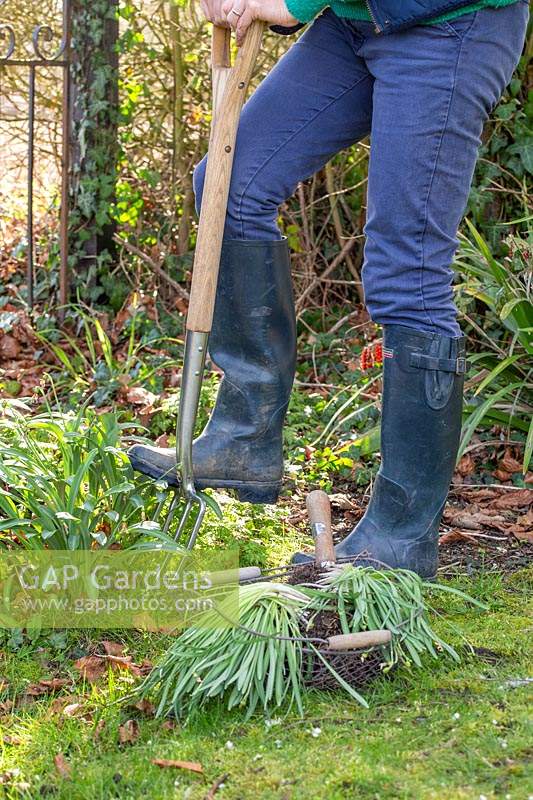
[118, 719, 140, 745]
[498, 453, 523, 474]
[48, 694, 86, 716]
[102, 640, 126, 657]
[0, 769, 26, 786]
[25, 678, 72, 697]
[442, 487, 533, 544]
[1, 733, 22, 745]
[73, 648, 150, 683]
[456, 453, 476, 477]
[73, 656, 107, 683]
[106, 655, 143, 677]
[439, 530, 480, 545]
[436, 484, 533, 572]
[443, 509, 508, 532]
[132, 698, 155, 716]
[0, 308, 49, 398]
[152, 759, 203, 774]
[489, 489, 533, 510]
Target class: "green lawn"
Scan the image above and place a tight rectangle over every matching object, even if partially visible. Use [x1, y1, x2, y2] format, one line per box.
[1, 552, 531, 800]
[0, 312, 531, 799]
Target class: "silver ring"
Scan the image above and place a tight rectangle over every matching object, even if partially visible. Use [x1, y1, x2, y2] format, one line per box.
[230, 8, 242, 16]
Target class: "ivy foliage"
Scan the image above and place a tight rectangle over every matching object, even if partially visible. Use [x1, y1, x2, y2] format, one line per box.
[69, 0, 120, 301]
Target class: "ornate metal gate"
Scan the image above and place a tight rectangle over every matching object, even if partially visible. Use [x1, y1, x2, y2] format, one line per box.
[0, 0, 71, 308]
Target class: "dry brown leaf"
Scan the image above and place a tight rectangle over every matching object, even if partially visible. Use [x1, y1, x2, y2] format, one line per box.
[73, 656, 107, 683]
[102, 641, 126, 657]
[124, 386, 158, 406]
[174, 297, 189, 315]
[444, 509, 509, 532]
[454, 488, 499, 504]
[107, 655, 142, 677]
[1, 734, 22, 745]
[54, 753, 71, 779]
[439, 530, 480, 545]
[344, 359, 360, 372]
[513, 529, 533, 543]
[517, 509, 533, 527]
[490, 489, 533, 511]
[161, 720, 177, 731]
[132, 699, 155, 716]
[113, 307, 131, 335]
[48, 694, 83, 715]
[456, 453, 476, 477]
[0, 334, 21, 360]
[152, 759, 203, 773]
[330, 493, 357, 510]
[499, 454, 522, 474]
[0, 699, 14, 713]
[25, 678, 71, 696]
[493, 469, 514, 482]
[64, 703, 84, 718]
[0, 769, 19, 785]
[118, 719, 139, 745]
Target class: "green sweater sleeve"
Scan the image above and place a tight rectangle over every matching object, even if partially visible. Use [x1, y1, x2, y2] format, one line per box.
[285, 0, 329, 23]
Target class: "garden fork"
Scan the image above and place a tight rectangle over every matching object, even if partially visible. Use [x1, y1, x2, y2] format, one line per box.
[167, 22, 264, 549]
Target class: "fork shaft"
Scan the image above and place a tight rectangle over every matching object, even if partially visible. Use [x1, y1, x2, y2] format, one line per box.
[177, 330, 209, 493]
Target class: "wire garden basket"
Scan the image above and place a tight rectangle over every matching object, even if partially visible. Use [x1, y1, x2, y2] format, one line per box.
[239, 491, 395, 693]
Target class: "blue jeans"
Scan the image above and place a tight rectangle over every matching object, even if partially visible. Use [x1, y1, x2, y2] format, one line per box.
[194, 3, 528, 336]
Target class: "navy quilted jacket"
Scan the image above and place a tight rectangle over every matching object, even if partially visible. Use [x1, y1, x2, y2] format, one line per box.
[273, 0, 481, 33]
[366, 0, 480, 31]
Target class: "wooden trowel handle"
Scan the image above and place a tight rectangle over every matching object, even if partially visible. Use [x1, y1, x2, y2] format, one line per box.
[306, 490, 335, 566]
[326, 630, 392, 651]
[186, 22, 263, 334]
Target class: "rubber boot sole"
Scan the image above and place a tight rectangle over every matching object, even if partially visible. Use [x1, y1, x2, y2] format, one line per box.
[129, 451, 281, 504]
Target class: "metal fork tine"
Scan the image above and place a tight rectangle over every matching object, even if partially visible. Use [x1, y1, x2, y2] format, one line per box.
[186, 493, 207, 550]
[162, 491, 180, 535]
[175, 498, 194, 543]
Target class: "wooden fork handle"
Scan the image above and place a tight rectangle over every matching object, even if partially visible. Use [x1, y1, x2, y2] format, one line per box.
[186, 23, 263, 333]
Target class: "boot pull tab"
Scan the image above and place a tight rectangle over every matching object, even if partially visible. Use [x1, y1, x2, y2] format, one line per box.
[408, 338, 467, 411]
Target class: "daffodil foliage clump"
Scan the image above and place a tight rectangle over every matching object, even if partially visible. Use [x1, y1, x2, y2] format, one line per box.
[137, 566, 484, 719]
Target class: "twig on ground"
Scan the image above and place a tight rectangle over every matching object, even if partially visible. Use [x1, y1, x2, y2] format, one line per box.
[204, 774, 229, 800]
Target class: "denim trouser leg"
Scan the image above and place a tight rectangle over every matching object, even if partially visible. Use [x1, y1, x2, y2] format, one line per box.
[193, 11, 374, 239]
[361, 3, 529, 335]
[193, 2, 528, 333]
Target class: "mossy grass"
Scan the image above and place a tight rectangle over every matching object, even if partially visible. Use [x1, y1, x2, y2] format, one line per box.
[1, 560, 530, 799]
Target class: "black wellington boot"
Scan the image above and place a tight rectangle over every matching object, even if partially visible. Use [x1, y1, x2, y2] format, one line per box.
[128, 239, 296, 504]
[293, 325, 466, 578]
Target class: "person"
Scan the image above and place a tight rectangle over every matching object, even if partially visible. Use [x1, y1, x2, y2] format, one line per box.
[129, 0, 529, 578]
